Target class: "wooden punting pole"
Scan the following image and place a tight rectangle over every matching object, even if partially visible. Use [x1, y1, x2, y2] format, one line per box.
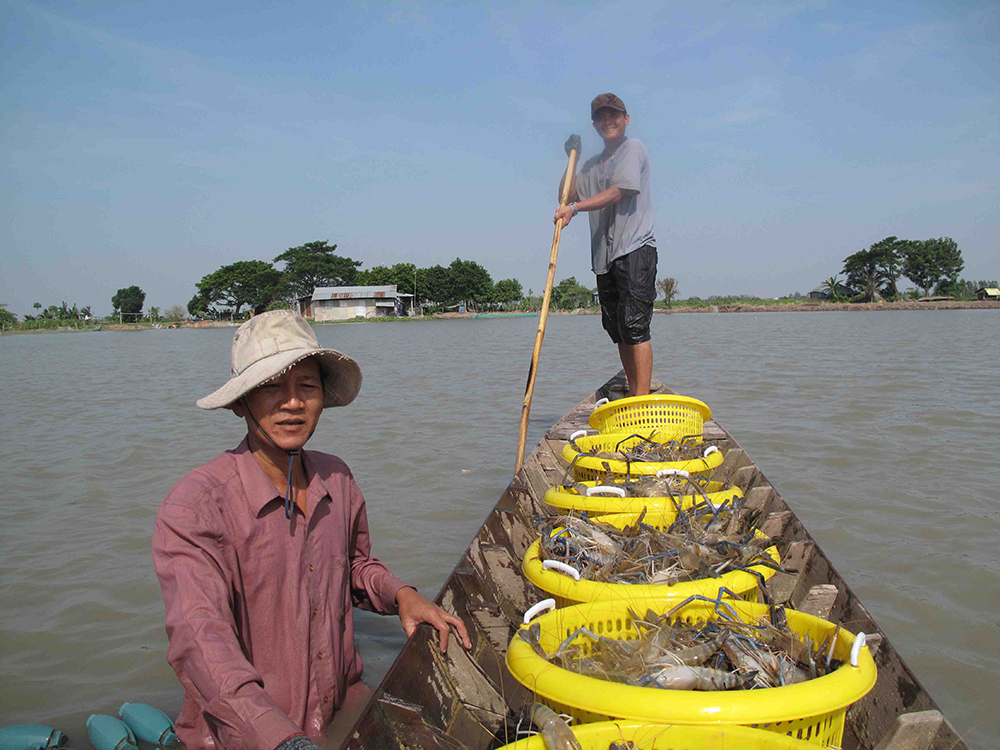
[515, 136, 580, 473]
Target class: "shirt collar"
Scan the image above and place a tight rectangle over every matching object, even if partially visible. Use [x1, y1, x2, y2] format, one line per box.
[233, 437, 330, 518]
[232, 437, 287, 517]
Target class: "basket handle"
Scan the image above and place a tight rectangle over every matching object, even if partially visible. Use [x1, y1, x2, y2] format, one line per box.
[542, 560, 581, 580]
[569, 429, 590, 442]
[586, 485, 626, 497]
[523, 599, 556, 624]
[703, 446, 720, 458]
[656, 468, 690, 478]
[850, 632, 867, 667]
[591, 397, 609, 410]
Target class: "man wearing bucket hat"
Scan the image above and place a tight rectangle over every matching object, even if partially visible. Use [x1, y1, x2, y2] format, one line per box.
[554, 92, 657, 397]
[152, 310, 470, 750]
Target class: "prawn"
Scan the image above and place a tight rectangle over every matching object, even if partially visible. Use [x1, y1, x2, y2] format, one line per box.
[649, 664, 746, 690]
[527, 703, 583, 750]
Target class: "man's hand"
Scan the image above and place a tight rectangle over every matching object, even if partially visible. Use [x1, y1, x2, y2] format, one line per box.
[564, 133, 581, 157]
[396, 586, 471, 653]
[554, 205, 575, 228]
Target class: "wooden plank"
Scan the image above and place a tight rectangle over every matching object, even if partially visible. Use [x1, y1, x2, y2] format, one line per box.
[797, 584, 839, 620]
[767, 540, 813, 606]
[873, 711, 946, 750]
[546, 403, 596, 440]
[760, 510, 792, 539]
[730, 465, 757, 491]
[744, 485, 775, 514]
[702, 419, 727, 441]
[344, 700, 403, 749]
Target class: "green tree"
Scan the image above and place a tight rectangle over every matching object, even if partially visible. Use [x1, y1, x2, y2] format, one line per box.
[842, 248, 883, 302]
[902, 237, 964, 296]
[196, 261, 281, 317]
[273, 241, 361, 298]
[0, 303, 18, 328]
[148, 306, 160, 321]
[112, 286, 146, 316]
[188, 293, 209, 318]
[493, 278, 523, 309]
[388, 263, 417, 300]
[867, 236, 908, 300]
[356, 265, 391, 286]
[33, 302, 41, 316]
[447, 258, 493, 310]
[357, 262, 418, 296]
[551, 276, 594, 310]
[418, 265, 451, 306]
[656, 277, 678, 308]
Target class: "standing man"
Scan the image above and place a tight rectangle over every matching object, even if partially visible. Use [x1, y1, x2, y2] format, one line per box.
[153, 310, 470, 750]
[554, 92, 657, 397]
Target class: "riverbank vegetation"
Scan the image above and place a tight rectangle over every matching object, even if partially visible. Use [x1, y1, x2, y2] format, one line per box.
[5, 235, 994, 333]
[185, 240, 529, 318]
[834, 236, 988, 302]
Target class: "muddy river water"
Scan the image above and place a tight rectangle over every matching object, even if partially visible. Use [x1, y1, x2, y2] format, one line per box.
[1, 310, 997, 748]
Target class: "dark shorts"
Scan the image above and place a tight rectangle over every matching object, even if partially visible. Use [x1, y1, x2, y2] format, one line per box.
[596, 244, 658, 345]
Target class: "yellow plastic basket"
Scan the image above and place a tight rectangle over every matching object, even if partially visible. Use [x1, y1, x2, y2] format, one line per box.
[542, 481, 743, 517]
[589, 394, 712, 437]
[506, 598, 876, 746]
[522, 511, 780, 607]
[563, 433, 724, 482]
[495, 721, 816, 749]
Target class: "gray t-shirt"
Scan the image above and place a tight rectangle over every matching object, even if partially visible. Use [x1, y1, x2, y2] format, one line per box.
[575, 137, 656, 275]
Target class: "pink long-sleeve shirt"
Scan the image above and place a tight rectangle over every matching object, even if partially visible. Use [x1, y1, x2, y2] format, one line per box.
[152, 438, 406, 749]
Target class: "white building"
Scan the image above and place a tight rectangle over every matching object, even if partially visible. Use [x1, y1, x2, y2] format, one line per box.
[296, 286, 413, 321]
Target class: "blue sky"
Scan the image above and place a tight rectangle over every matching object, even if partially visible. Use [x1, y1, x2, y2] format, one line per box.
[2, 1, 997, 316]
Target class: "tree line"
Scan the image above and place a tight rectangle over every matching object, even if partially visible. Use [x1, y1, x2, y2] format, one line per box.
[186, 241, 530, 318]
[831, 236, 979, 301]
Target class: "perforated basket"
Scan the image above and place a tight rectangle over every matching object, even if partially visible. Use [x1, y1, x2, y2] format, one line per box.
[506, 598, 876, 746]
[522, 511, 780, 607]
[589, 394, 712, 437]
[543, 480, 743, 517]
[495, 721, 816, 749]
[563, 432, 724, 482]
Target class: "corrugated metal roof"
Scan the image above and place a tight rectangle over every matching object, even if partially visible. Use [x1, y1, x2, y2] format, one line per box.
[310, 285, 398, 300]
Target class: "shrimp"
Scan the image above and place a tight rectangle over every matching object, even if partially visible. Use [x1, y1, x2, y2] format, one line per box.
[650, 664, 744, 690]
[648, 632, 728, 668]
[527, 703, 583, 750]
[517, 623, 548, 659]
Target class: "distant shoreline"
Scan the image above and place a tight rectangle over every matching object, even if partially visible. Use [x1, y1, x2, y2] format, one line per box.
[5, 299, 997, 336]
[659, 299, 1000, 313]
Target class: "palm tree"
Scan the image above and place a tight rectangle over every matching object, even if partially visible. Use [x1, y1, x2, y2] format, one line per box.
[860, 269, 881, 302]
[821, 276, 840, 301]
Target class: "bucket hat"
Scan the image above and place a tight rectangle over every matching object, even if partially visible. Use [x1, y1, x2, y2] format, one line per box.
[197, 310, 362, 410]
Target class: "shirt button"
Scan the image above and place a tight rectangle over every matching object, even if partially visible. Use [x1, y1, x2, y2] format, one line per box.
[313, 608, 318, 616]
[317, 652, 323, 659]
[324, 696, 329, 704]
[309, 564, 314, 572]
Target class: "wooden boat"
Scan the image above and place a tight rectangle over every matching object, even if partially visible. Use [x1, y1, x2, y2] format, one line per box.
[343, 373, 968, 750]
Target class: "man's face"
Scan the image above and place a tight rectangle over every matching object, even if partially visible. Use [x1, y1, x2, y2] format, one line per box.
[592, 107, 629, 143]
[236, 357, 324, 452]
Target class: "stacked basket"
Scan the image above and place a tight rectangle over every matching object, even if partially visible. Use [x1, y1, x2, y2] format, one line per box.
[562, 395, 722, 482]
[510, 393, 876, 748]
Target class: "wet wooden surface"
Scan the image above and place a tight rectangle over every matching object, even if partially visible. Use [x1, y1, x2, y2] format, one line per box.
[343, 372, 967, 750]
